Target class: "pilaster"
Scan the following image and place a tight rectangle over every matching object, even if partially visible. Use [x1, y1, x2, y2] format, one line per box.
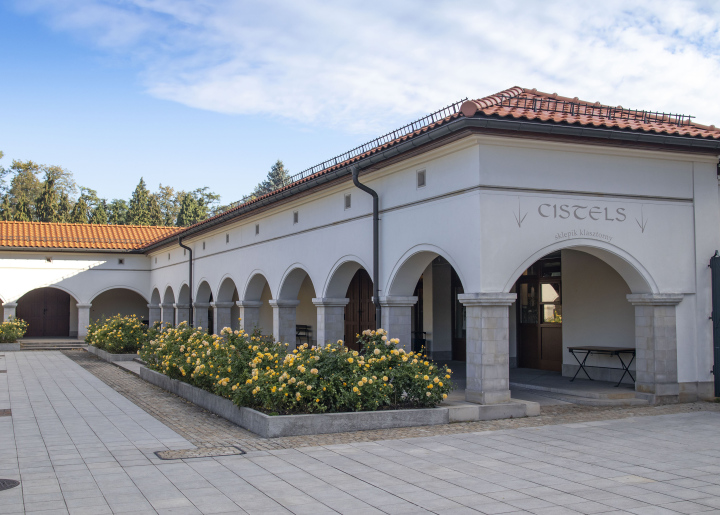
[76, 303, 92, 340]
[379, 296, 418, 351]
[3, 302, 17, 322]
[237, 300, 263, 334]
[193, 302, 211, 332]
[148, 304, 161, 326]
[313, 298, 349, 346]
[212, 302, 235, 334]
[160, 303, 175, 327]
[174, 303, 191, 325]
[269, 299, 300, 346]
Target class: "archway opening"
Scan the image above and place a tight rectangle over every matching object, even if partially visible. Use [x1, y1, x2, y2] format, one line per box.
[217, 277, 240, 332]
[344, 269, 376, 351]
[90, 289, 149, 324]
[278, 268, 317, 347]
[17, 287, 76, 337]
[243, 273, 273, 335]
[162, 287, 176, 327]
[196, 281, 213, 334]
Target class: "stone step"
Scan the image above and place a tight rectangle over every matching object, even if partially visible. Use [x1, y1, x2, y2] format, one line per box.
[511, 386, 649, 406]
[20, 342, 87, 350]
[509, 381, 637, 400]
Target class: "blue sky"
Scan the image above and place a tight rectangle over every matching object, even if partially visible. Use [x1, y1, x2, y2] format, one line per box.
[1, 1, 719, 205]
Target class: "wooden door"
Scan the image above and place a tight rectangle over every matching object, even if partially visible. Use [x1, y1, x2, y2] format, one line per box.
[344, 269, 376, 350]
[451, 269, 466, 361]
[17, 288, 71, 337]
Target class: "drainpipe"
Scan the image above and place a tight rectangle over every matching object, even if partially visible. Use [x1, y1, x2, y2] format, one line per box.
[178, 236, 193, 327]
[352, 165, 382, 328]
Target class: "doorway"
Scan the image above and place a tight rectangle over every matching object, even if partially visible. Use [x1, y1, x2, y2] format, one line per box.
[515, 252, 563, 371]
[344, 269, 376, 350]
[16, 287, 71, 337]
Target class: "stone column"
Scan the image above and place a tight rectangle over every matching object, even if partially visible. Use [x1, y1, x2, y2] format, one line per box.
[148, 304, 161, 326]
[458, 292, 516, 405]
[212, 302, 234, 334]
[160, 303, 175, 327]
[237, 300, 263, 334]
[3, 302, 17, 322]
[313, 298, 349, 346]
[627, 293, 684, 404]
[77, 303, 92, 340]
[269, 299, 300, 345]
[379, 296, 418, 352]
[174, 304, 191, 325]
[193, 302, 211, 332]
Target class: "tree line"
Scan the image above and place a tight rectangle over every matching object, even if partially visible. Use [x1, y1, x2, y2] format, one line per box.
[0, 151, 293, 227]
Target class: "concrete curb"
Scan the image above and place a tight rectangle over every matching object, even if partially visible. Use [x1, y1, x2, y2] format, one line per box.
[0, 343, 20, 351]
[139, 366, 538, 438]
[86, 345, 138, 362]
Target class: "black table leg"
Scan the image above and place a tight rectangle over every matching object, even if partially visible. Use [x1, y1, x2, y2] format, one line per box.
[615, 352, 635, 386]
[570, 350, 592, 381]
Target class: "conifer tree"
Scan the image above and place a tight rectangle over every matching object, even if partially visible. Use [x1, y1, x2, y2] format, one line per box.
[107, 199, 128, 225]
[0, 195, 11, 221]
[147, 195, 163, 226]
[252, 160, 291, 198]
[70, 198, 89, 223]
[35, 176, 59, 223]
[14, 194, 32, 222]
[57, 194, 72, 223]
[90, 201, 108, 224]
[176, 193, 202, 227]
[126, 178, 150, 225]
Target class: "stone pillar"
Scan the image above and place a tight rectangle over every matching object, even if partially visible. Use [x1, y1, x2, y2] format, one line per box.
[193, 302, 211, 332]
[458, 292, 516, 405]
[627, 293, 684, 403]
[174, 304, 191, 325]
[212, 302, 234, 334]
[77, 303, 92, 340]
[148, 304, 161, 326]
[3, 302, 17, 322]
[313, 298, 349, 346]
[379, 296, 418, 351]
[269, 299, 300, 345]
[237, 300, 263, 333]
[160, 303, 175, 327]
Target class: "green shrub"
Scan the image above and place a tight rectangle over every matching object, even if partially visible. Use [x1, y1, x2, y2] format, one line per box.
[0, 317, 28, 343]
[85, 314, 151, 354]
[140, 324, 453, 415]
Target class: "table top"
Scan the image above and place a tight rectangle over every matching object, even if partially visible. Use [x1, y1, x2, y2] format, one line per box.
[567, 346, 636, 353]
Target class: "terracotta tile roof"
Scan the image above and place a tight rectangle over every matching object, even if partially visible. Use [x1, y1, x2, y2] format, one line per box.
[460, 86, 720, 140]
[0, 221, 182, 251]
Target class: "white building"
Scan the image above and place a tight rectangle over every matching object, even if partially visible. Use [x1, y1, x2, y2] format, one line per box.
[2, 87, 719, 405]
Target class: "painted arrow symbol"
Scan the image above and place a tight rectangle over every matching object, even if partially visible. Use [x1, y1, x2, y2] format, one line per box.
[513, 197, 527, 228]
[635, 205, 648, 233]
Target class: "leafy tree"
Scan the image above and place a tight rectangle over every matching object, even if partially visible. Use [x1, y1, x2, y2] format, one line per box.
[156, 184, 182, 226]
[57, 193, 72, 223]
[44, 165, 77, 200]
[35, 174, 59, 223]
[8, 160, 43, 211]
[126, 178, 151, 225]
[90, 201, 108, 224]
[107, 199, 128, 225]
[148, 194, 163, 226]
[251, 160, 291, 198]
[14, 193, 32, 222]
[176, 193, 203, 227]
[70, 197, 89, 223]
[0, 195, 11, 221]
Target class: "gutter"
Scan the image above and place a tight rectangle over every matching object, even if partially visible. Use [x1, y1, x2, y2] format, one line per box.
[352, 165, 382, 327]
[178, 236, 193, 327]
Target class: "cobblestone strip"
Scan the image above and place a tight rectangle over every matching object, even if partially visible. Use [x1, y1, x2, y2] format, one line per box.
[64, 350, 720, 453]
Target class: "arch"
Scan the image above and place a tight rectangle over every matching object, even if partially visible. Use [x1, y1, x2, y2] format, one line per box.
[387, 244, 466, 297]
[162, 286, 176, 305]
[217, 275, 238, 302]
[196, 280, 213, 303]
[151, 288, 161, 305]
[278, 264, 316, 300]
[90, 285, 149, 304]
[89, 288, 149, 322]
[323, 255, 371, 298]
[178, 283, 191, 304]
[502, 239, 656, 294]
[16, 286, 79, 337]
[243, 271, 272, 301]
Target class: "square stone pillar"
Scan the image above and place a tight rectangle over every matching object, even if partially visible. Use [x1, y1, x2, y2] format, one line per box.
[458, 292, 516, 405]
[174, 304, 191, 325]
[313, 298, 349, 346]
[237, 300, 263, 334]
[160, 303, 175, 327]
[627, 293, 684, 404]
[269, 299, 300, 345]
[148, 304, 161, 326]
[379, 296, 418, 352]
[212, 302, 234, 334]
[193, 302, 211, 332]
[77, 303, 92, 340]
[3, 302, 17, 322]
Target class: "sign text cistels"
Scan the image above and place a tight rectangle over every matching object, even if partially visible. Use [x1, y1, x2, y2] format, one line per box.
[538, 203, 627, 222]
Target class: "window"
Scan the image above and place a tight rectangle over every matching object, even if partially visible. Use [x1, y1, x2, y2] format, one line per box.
[344, 193, 352, 210]
[202, 242, 206, 250]
[45, 257, 52, 263]
[118, 258, 125, 265]
[168, 253, 170, 260]
[255, 223, 260, 235]
[226, 234, 229, 243]
[293, 211, 299, 224]
[154, 257, 157, 264]
[417, 169, 426, 188]
[183, 249, 186, 256]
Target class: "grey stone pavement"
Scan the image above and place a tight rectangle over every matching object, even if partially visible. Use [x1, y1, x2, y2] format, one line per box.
[2, 352, 720, 515]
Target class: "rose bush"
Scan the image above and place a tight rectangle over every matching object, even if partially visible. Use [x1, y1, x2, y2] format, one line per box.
[0, 317, 28, 343]
[139, 324, 453, 415]
[85, 314, 157, 354]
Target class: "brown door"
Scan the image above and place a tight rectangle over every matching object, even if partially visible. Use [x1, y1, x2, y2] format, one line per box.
[515, 254, 563, 371]
[451, 269, 466, 361]
[17, 288, 71, 337]
[344, 269, 376, 350]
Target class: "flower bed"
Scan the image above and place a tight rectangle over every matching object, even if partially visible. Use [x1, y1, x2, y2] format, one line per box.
[85, 314, 157, 354]
[0, 317, 28, 343]
[139, 324, 453, 415]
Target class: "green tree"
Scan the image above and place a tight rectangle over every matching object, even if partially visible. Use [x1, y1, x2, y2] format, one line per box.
[107, 199, 128, 225]
[8, 160, 43, 212]
[90, 201, 108, 224]
[126, 178, 150, 225]
[147, 194, 163, 226]
[155, 184, 182, 226]
[70, 197, 89, 223]
[14, 193, 32, 222]
[0, 195, 11, 221]
[176, 193, 203, 227]
[35, 174, 59, 223]
[251, 160, 291, 198]
[57, 193, 72, 223]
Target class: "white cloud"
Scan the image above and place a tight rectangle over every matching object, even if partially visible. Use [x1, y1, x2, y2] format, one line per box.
[16, 0, 720, 130]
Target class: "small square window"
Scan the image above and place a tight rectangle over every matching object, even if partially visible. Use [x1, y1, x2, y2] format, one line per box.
[226, 234, 229, 243]
[293, 211, 299, 224]
[183, 249, 186, 256]
[118, 258, 125, 265]
[417, 169, 426, 188]
[202, 242, 206, 250]
[255, 223, 260, 235]
[168, 253, 170, 260]
[344, 193, 352, 210]
[46, 257, 52, 263]
[155, 257, 157, 264]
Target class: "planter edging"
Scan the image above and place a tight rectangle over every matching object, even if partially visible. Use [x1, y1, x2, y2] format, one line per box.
[0, 343, 20, 351]
[86, 345, 138, 362]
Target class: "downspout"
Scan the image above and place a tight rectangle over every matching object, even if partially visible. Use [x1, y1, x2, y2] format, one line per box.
[178, 236, 194, 327]
[352, 165, 382, 328]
